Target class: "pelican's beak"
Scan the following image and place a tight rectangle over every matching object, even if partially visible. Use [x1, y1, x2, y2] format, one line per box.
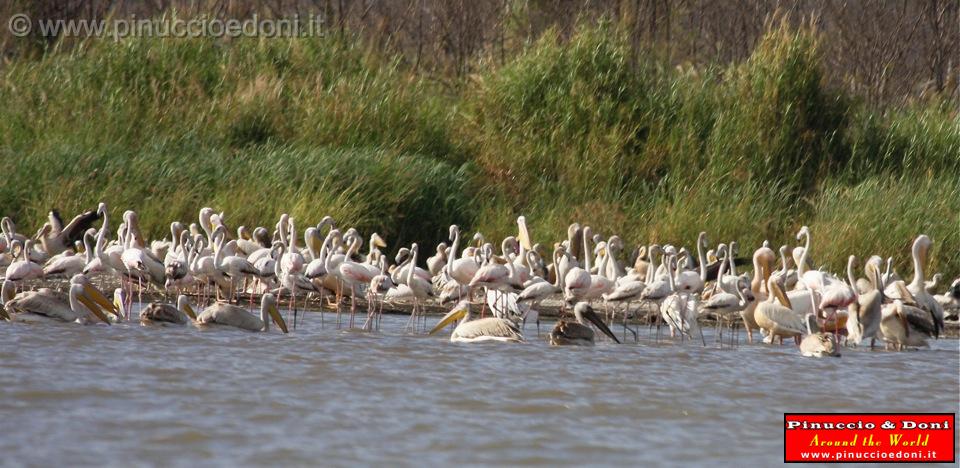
[429, 307, 467, 335]
[517, 217, 532, 250]
[83, 283, 119, 317]
[771, 280, 793, 309]
[895, 282, 916, 306]
[268, 303, 288, 334]
[582, 307, 620, 344]
[183, 302, 197, 321]
[77, 293, 111, 325]
[373, 234, 387, 249]
[309, 235, 322, 255]
[919, 244, 928, 273]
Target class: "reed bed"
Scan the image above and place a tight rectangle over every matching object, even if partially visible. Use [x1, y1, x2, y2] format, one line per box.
[1, 18, 957, 279]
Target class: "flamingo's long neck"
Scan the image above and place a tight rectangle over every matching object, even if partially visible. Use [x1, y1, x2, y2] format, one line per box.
[696, 234, 707, 281]
[447, 229, 460, 277]
[665, 255, 676, 292]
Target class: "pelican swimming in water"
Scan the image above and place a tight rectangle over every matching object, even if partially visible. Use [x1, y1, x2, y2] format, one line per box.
[3, 274, 113, 324]
[799, 313, 840, 358]
[429, 301, 523, 343]
[141, 294, 197, 326]
[549, 302, 621, 346]
[195, 293, 288, 333]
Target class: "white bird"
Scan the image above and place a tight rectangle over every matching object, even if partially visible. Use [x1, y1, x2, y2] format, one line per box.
[799, 313, 840, 358]
[3, 275, 113, 324]
[141, 295, 197, 325]
[754, 275, 805, 345]
[195, 293, 288, 333]
[428, 301, 523, 343]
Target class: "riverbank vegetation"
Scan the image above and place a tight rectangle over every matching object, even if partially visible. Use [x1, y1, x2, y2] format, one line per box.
[1, 13, 957, 278]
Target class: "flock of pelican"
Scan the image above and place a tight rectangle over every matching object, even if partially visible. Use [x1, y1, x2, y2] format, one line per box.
[1, 204, 958, 357]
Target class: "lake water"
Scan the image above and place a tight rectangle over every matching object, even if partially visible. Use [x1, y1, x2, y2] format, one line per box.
[1, 308, 957, 467]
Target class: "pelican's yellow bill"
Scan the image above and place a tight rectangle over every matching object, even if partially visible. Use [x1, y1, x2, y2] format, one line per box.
[183, 303, 197, 320]
[83, 284, 119, 317]
[517, 218, 532, 250]
[269, 304, 288, 333]
[429, 307, 466, 335]
[77, 293, 111, 325]
[771, 281, 792, 310]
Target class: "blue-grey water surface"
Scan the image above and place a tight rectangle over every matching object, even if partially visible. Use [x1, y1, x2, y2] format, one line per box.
[1, 308, 957, 467]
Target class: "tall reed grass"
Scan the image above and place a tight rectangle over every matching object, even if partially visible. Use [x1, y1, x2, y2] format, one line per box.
[1, 18, 956, 278]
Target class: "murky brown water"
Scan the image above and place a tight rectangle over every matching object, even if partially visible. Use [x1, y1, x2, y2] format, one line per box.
[1, 307, 957, 467]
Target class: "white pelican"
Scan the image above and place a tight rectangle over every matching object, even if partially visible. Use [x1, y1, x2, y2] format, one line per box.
[846, 256, 884, 348]
[141, 294, 197, 326]
[549, 302, 621, 346]
[754, 275, 804, 345]
[933, 278, 959, 320]
[3, 275, 113, 324]
[879, 300, 937, 350]
[428, 301, 523, 343]
[35, 208, 100, 256]
[195, 293, 288, 333]
[904, 235, 944, 334]
[740, 245, 776, 343]
[799, 313, 840, 358]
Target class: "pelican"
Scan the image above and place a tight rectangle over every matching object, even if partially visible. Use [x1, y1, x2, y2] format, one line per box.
[34, 208, 100, 256]
[904, 235, 944, 334]
[880, 300, 937, 350]
[741, 245, 776, 343]
[754, 275, 805, 345]
[141, 294, 197, 326]
[549, 302, 621, 346]
[3, 275, 113, 324]
[846, 256, 884, 348]
[195, 293, 289, 333]
[799, 313, 840, 358]
[933, 278, 959, 320]
[428, 301, 523, 343]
